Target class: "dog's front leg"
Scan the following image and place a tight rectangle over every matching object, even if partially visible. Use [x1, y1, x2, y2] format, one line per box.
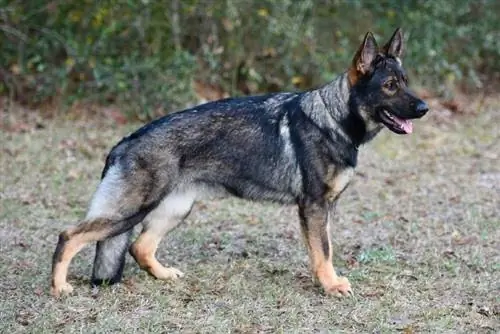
[298, 201, 352, 297]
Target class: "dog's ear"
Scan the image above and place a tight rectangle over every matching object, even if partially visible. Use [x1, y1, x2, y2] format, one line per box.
[349, 32, 378, 85]
[383, 28, 404, 59]
[354, 32, 378, 74]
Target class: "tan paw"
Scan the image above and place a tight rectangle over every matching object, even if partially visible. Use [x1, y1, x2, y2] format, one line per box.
[324, 276, 352, 297]
[50, 282, 74, 297]
[152, 266, 185, 280]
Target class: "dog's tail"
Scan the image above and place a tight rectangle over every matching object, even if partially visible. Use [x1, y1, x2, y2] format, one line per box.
[89, 143, 170, 286]
[91, 230, 133, 286]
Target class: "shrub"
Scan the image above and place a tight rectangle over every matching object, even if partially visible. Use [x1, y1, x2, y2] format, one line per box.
[0, 1, 498, 118]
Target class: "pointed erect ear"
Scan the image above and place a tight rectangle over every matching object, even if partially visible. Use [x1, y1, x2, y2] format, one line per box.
[352, 32, 378, 75]
[383, 28, 404, 58]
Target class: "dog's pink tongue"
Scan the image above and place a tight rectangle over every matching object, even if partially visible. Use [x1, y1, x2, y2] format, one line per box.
[400, 119, 413, 133]
[394, 116, 413, 134]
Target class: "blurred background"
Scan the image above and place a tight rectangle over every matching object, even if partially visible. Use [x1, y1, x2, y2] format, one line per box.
[1, 0, 499, 118]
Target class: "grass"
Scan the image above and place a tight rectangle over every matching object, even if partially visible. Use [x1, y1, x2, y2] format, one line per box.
[1, 99, 499, 333]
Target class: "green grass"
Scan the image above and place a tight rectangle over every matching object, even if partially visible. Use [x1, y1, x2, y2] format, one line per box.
[1, 100, 499, 333]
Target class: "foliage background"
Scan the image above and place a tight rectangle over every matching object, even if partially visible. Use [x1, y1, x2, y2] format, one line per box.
[1, 0, 499, 118]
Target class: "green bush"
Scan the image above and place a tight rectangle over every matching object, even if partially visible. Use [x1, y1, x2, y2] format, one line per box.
[0, 1, 498, 118]
[0, 1, 197, 116]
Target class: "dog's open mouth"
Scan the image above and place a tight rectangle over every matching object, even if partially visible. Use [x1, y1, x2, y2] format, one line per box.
[379, 109, 413, 134]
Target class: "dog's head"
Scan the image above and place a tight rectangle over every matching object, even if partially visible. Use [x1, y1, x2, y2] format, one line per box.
[348, 28, 429, 135]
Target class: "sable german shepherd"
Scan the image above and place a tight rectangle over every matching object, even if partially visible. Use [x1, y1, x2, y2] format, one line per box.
[51, 28, 428, 297]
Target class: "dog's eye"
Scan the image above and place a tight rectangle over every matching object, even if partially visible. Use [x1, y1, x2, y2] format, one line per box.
[384, 80, 397, 90]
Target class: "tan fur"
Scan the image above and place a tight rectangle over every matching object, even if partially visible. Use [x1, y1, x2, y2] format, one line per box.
[347, 67, 360, 87]
[130, 231, 184, 280]
[325, 167, 354, 202]
[51, 222, 111, 296]
[299, 200, 352, 297]
[129, 190, 195, 279]
[299, 167, 355, 296]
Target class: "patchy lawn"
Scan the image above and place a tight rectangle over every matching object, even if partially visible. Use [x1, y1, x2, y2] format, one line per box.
[1, 99, 499, 333]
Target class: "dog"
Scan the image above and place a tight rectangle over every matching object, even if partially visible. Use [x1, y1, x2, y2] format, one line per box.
[51, 28, 428, 297]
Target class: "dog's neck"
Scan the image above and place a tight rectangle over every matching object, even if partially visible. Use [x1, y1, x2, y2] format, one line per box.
[317, 72, 351, 118]
[300, 72, 381, 149]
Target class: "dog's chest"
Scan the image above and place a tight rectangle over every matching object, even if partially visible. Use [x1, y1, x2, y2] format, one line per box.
[324, 166, 354, 202]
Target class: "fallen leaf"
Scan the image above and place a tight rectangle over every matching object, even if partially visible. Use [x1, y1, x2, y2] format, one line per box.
[443, 250, 457, 258]
[246, 215, 260, 225]
[452, 235, 477, 246]
[346, 256, 359, 268]
[67, 168, 80, 180]
[17, 241, 29, 249]
[476, 305, 491, 317]
[9, 122, 32, 133]
[362, 290, 384, 298]
[2, 148, 18, 157]
[399, 216, 410, 223]
[389, 315, 412, 326]
[402, 325, 415, 334]
[397, 269, 418, 281]
[20, 193, 36, 205]
[103, 108, 128, 125]
[59, 139, 77, 149]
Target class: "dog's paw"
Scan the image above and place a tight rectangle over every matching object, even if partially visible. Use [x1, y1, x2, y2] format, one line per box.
[324, 276, 352, 297]
[154, 266, 185, 280]
[50, 282, 74, 297]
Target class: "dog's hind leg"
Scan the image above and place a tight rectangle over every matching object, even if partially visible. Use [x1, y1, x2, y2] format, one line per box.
[130, 188, 195, 280]
[51, 165, 153, 297]
[51, 213, 146, 297]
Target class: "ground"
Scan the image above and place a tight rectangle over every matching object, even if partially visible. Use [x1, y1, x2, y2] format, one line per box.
[0, 98, 499, 333]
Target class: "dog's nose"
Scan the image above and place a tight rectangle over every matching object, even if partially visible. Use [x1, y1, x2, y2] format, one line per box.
[415, 101, 429, 116]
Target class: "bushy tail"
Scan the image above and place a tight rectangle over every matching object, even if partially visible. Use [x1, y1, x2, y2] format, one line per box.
[91, 229, 133, 286]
